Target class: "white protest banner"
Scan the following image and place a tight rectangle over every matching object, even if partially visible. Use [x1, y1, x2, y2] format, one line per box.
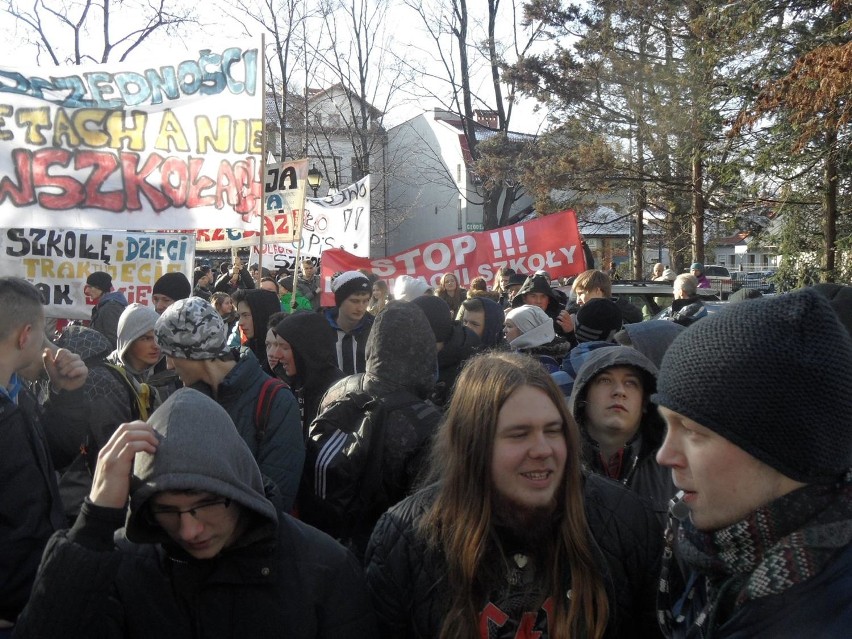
[193, 159, 308, 248]
[0, 227, 195, 319]
[197, 174, 370, 256]
[264, 158, 306, 243]
[0, 43, 264, 230]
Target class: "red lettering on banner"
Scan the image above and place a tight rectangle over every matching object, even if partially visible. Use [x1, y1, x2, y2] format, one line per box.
[77, 151, 124, 211]
[190, 156, 217, 208]
[319, 210, 585, 307]
[0, 149, 262, 215]
[0, 149, 35, 205]
[34, 148, 85, 209]
[122, 152, 170, 211]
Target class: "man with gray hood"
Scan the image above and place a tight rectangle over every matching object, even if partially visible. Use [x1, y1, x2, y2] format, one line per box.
[569, 345, 676, 522]
[14, 388, 377, 638]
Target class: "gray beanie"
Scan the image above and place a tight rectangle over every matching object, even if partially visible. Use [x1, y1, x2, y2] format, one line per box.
[116, 303, 160, 365]
[652, 288, 852, 483]
[126, 388, 277, 543]
[154, 296, 230, 360]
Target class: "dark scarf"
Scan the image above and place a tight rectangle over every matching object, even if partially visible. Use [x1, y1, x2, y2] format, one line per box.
[659, 471, 852, 637]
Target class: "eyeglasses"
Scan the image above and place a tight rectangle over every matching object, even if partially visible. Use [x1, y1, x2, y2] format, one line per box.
[148, 498, 231, 529]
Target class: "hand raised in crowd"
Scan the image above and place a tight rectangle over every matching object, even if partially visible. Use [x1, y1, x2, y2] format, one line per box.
[89, 421, 159, 509]
[556, 309, 574, 333]
[42, 345, 88, 392]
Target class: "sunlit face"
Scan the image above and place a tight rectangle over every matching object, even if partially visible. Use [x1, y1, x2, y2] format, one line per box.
[126, 330, 161, 370]
[372, 283, 386, 301]
[504, 319, 521, 343]
[523, 291, 549, 311]
[461, 308, 486, 338]
[152, 293, 175, 315]
[339, 292, 370, 325]
[84, 284, 104, 301]
[491, 385, 567, 512]
[443, 274, 458, 292]
[583, 366, 645, 447]
[574, 287, 605, 306]
[691, 269, 702, 278]
[265, 329, 296, 376]
[656, 406, 805, 531]
[301, 262, 315, 278]
[17, 311, 46, 373]
[216, 296, 234, 316]
[236, 301, 254, 338]
[149, 491, 245, 560]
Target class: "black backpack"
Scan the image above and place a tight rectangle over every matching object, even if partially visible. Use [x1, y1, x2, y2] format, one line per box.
[302, 381, 441, 553]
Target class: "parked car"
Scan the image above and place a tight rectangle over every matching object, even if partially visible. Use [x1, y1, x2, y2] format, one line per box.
[556, 281, 721, 320]
[701, 265, 741, 299]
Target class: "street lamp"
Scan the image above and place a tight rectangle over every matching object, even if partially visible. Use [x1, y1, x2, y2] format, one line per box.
[307, 164, 323, 197]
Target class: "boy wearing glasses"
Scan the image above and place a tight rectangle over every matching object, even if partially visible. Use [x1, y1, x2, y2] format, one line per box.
[14, 388, 376, 638]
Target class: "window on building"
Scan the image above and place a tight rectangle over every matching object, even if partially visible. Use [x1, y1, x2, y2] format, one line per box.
[457, 198, 462, 231]
[748, 254, 755, 266]
[457, 163, 462, 181]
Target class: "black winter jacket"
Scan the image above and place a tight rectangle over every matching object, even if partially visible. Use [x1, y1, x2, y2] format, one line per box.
[14, 498, 376, 638]
[304, 303, 441, 555]
[365, 475, 663, 639]
[0, 385, 67, 623]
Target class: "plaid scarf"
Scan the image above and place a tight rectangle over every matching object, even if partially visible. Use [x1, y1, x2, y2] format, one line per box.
[658, 470, 852, 638]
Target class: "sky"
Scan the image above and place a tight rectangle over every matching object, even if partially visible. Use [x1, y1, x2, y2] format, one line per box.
[0, 0, 550, 134]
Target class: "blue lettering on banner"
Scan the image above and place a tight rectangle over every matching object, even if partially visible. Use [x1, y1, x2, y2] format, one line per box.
[0, 47, 258, 109]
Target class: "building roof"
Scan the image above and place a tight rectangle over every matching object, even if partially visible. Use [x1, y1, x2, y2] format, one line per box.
[713, 231, 751, 247]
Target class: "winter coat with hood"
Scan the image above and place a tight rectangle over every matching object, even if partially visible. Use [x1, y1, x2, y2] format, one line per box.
[568, 346, 676, 522]
[46, 324, 158, 522]
[506, 304, 572, 371]
[237, 289, 283, 374]
[90, 290, 128, 348]
[189, 350, 304, 513]
[14, 389, 377, 639]
[273, 311, 345, 432]
[305, 302, 442, 554]
[510, 273, 570, 337]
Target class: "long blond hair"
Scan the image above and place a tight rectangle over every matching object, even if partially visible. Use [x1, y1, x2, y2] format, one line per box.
[419, 351, 609, 639]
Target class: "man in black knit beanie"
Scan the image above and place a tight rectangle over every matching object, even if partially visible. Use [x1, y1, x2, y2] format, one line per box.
[653, 288, 852, 639]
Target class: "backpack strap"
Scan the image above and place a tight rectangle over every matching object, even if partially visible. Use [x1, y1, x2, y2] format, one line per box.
[103, 363, 152, 421]
[254, 378, 290, 445]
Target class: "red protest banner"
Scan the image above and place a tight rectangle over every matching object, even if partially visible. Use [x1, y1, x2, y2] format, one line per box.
[320, 209, 586, 306]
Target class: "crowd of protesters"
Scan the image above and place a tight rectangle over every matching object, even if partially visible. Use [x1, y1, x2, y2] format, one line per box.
[2, 253, 851, 639]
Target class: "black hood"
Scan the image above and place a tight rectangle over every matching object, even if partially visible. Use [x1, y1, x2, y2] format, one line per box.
[242, 289, 282, 370]
[364, 301, 437, 399]
[510, 273, 562, 317]
[274, 311, 342, 393]
[569, 345, 664, 447]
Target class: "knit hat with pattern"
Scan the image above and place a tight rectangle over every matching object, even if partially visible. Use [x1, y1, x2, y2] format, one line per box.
[154, 297, 230, 360]
[652, 288, 852, 483]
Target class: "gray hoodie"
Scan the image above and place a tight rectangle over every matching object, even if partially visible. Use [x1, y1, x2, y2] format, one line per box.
[126, 388, 277, 544]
